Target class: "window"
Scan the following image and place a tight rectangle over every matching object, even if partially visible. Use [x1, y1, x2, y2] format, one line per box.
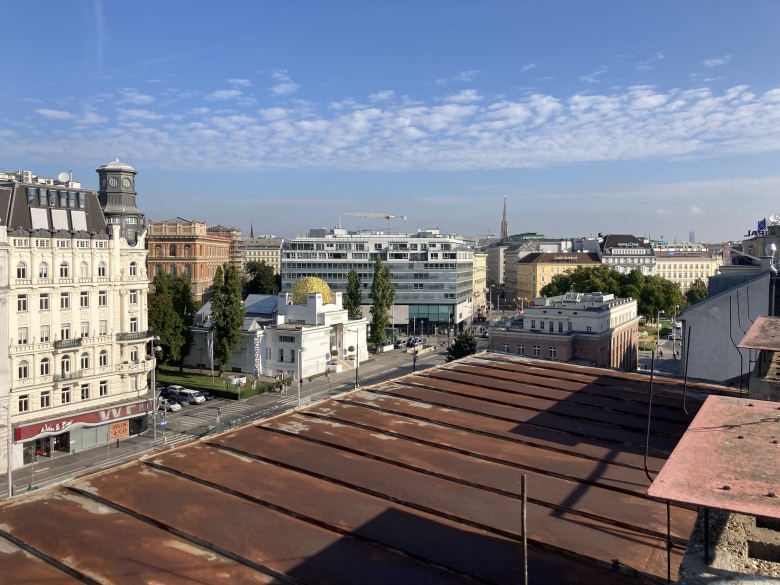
[40, 391, 50, 409]
[17, 294, 27, 312]
[39, 262, 48, 278]
[98, 262, 106, 277]
[18, 360, 29, 379]
[130, 346, 138, 362]
[40, 357, 50, 376]
[81, 384, 90, 400]
[129, 262, 137, 276]
[61, 387, 71, 404]
[40, 293, 49, 311]
[130, 377, 138, 392]
[169, 245, 176, 257]
[60, 293, 70, 309]
[79, 262, 88, 278]
[18, 327, 28, 345]
[533, 345, 541, 357]
[99, 350, 108, 367]
[99, 320, 108, 336]
[518, 344, 525, 355]
[40, 325, 50, 343]
[549, 347, 557, 359]
[130, 290, 138, 304]
[549, 321, 554, 333]
[80, 291, 89, 308]
[61, 324, 70, 340]
[501, 343, 510, 352]
[130, 317, 138, 332]
[59, 261, 69, 278]
[61, 355, 71, 375]
[81, 324, 89, 340]
[16, 262, 27, 278]
[98, 290, 107, 307]
[80, 352, 90, 370]
[540, 320, 545, 329]
[18, 395, 29, 413]
[99, 380, 108, 396]
[586, 326, 592, 332]
[279, 348, 284, 362]
[558, 322, 563, 333]
[531, 320, 536, 329]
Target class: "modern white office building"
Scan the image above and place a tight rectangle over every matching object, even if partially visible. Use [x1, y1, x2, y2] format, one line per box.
[0, 163, 153, 477]
[281, 227, 474, 337]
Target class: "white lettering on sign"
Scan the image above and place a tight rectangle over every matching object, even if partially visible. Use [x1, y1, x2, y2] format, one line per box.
[40, 419, 74, 434]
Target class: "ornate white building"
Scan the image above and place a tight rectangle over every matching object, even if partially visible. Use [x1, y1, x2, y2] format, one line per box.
[0, 163, 153, 478]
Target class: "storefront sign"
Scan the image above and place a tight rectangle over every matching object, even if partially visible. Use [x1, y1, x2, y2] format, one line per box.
[109, 420, 130, 441]
[14, 400, 151, 442]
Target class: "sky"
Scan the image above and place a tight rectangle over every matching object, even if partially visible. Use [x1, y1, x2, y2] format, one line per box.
[2, 1, 780, 243]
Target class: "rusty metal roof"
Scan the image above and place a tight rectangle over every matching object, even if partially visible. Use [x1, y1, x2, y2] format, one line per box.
[0, 354, 735, 584]
[738, 315, 780, 351]
[648, 394, 780, 519]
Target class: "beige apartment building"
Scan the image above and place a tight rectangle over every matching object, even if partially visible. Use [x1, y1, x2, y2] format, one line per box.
[512, 252, 601, 305]
[244, 236, 284, 275]
[654, 250, 721, 292]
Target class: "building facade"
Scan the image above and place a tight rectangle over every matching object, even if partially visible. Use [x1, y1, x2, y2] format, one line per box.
[208, 224, 244, 275]
[282, 228, 474, 337]
[487, 292, 639, 370]
[146, 218, 233, 303]
[654, 249, 721, 292]
[244, 236, 284, 275]
[574, 234, 656, 276]
[512, 252, 602, 304]
[0, 165, 153, 474]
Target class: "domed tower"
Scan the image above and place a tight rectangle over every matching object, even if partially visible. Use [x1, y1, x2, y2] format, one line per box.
[96, 159, 145, 244]
[290, 277, 333, 305]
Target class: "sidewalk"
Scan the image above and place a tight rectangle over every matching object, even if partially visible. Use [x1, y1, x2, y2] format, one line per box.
[2, 346, 448, 498]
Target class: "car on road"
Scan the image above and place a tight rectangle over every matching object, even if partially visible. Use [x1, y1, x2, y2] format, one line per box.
[394, 339, 408, 349]
[481, 331, 489, 338]
[178, 388, 206, 404]
[409, 337, 424, 347]
[158, 400, 182, 412]
[168, 394, 189, 407]
[200, 391, 215, 401]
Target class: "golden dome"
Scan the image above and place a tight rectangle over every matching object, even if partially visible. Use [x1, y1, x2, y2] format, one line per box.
[291, 277, 332, 305]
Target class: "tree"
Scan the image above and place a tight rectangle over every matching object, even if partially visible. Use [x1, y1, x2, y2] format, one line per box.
[210, 264, 246, 374]
[344, 269, 363, 319]
[148, 272, 198, 367]
[685, 278, 708, 305]
[369, 259, 395, 347]
[446, 332, 478, 362]
[244, 261, 279, 296]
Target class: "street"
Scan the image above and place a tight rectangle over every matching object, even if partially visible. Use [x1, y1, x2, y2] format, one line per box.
[3, 345, 449, 498]
[638, 338, 682, 376]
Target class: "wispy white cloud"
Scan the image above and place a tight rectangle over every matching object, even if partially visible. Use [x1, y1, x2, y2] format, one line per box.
[580, 66, 608, 83]
[521, 63, 538, 72]
[369, 90, 395, 102]
[119, 88, 155, 104]
[271, 70, 300, 95]
[118, 109, 164, 121]
[435, 70, 481, 85]
[445, 89, 483, 103]
[703, 55, 731, 68]
[206, 89, 243, 101]
[79, 112, 108, 125]
[36, 109, 73, 119]
[635, 51, 665, 72]
[228, 78, 251, 87]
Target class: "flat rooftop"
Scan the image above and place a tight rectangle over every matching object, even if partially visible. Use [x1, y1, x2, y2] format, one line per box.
[0, 354, 733, 584]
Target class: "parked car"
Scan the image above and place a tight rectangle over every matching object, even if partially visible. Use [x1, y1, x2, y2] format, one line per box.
[178, 388, 206, 404]
[158, 400, 182, 412]
[409, 337, 424, 347]
[200, 391, 215, 401]
[166, 385, 185, 394]
[168, 394, 189, 407]
[481, 331, 489, 338]
[394, 339, 408, 349]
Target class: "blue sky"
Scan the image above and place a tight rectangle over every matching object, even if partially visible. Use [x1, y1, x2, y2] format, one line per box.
[2, 1, 779, 242]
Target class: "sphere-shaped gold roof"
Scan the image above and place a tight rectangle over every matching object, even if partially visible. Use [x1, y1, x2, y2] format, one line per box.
[291, 277, 332, 305]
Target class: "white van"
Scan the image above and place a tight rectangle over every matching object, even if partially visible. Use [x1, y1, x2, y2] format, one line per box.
[178, 388, 206, 404]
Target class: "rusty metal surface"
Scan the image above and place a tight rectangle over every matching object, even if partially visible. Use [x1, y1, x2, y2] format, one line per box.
[648, 394, 780, 519]
[738, 315, 780, 350]
[0, 354, 725, 584]
[0, 541, 81, 585]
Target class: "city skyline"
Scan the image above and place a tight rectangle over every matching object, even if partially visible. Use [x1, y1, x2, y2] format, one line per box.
[2, 1, 780, 242]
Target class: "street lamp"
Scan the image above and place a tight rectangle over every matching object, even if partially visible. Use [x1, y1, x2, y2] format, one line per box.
[150, 341, 161, 439]
[297, 348, 303, 408]
[0, 403, 11, 498]
[673, 304, 680, 356]
[489, 285, 495, 314]
[656, 309, 665, 353]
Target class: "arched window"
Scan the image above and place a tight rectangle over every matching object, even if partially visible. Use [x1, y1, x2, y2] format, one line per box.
[129, 262, 137, 276]
[61, 355, 71, 375]
[59, 261, 69, 278]
[16, 262, 27, 278]
[130, 346, 139, 362]
[40, 357, 50, 376]
[99, 350, 108, 367]
[18, 360, 29, 379]
[39, 262, 48, 278]
[79, 262, 89, 278]
[98, 261, 107, 277]
[80, 352, 90, 370]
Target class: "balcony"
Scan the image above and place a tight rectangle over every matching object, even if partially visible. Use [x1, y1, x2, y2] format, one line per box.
[116, 329, 154, 342]
[54, 370, 85, 382]
[54, 338, 83, 350]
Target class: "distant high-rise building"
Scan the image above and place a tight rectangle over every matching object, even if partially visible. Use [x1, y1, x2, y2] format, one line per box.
[500, 196, 509, 241]
[689, 231, 695, 243]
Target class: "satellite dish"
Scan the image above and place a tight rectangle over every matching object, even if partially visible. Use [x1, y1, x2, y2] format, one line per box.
[770, 213, 780, 225]
[57, 171, 69, 183]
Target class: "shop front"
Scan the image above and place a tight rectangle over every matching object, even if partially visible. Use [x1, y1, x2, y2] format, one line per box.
[14, 400, 151, 466]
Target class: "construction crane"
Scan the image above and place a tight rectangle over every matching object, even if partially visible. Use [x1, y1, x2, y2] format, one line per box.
[465, 231, 496, 247]
[341, 212, 407, 233]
